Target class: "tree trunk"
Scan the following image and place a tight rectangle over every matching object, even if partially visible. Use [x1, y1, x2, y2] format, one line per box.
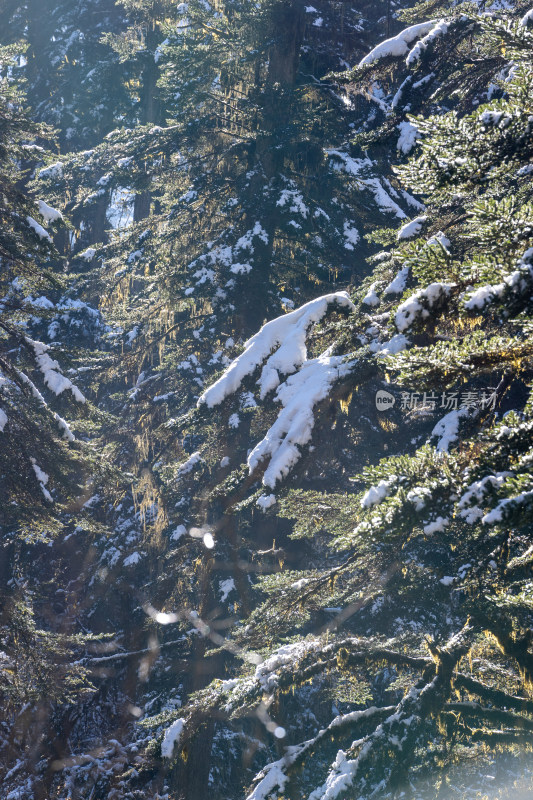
[134, 47, 161, 223]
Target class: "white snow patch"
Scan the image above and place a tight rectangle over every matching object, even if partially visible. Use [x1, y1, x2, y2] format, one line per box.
[377, 333, 409, 356]
[255, 641, 315, 692]
[464, 284, 503, 310]
[423, 516, 449, 534]
[343, 221, 360, 249]
[359, 21, 437, 67]
[219, 578, 235, 602]
[171, 524, 187, 541]
[37, 199, 63, 223]
[397, 121, 421, 155]
[38, 162, 63, 180]
[406, 20, 449, 67]
[127, 249, 143, 264]
[248, 353, 352, 488]
[463, 255, 533, 311]
[199, 294, 355, 486]
[482, 490, 533, 525]
[384, 266, 409, 295]
[176, 452, 202, 479]
[235, 221, 269, 252]
[245, 761, 289, 800]
[256, 493, 276, 511]
[198, 292, 354, 407]
[431, 407, 468, 452]
[78, 247, 97, 261]
[54, 412, 75, 441]
[457, 473, 511, 524]
[230, 262, 252, 275]
[30, 458, 53, 502]
[365, 177, 407, 218]
[277, 189, 309, 218]
[326, 150, 406, 218]
[395, 282, 455, 332]
[361, 479, 393, 508]
[27, 216, 51, 242]
[291, 577, 310, 590]
[407, 486, 431, 511]
[161, 718, 185, 758]
[220, 678, 239, 692]
[29, 295, 54, 309]
[27, 338, 86, 402]
[427, 231, 451, 251]
[308, 749, 358, 800]
[398, 216, 427, 240]
[362, 282, 380, 307]
[123, 552, 142, 566]
[126, 326, 139, 344]
[0, 409, 7, 432]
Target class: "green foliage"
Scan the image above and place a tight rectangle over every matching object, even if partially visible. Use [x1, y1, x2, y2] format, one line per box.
[3, 2, 533, 800]
[172, 5, 533, 799]
[0, 596, 96, 708]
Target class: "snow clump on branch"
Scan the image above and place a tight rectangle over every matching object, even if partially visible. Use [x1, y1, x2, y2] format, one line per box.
[358, 21, 437, 67]
[198, 292, 354, 407]
[198, 293, 354, 487]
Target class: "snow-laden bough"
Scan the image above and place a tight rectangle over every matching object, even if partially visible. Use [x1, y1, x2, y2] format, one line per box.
[198, 292, 354, 408]
[198, 293, 355, 487]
